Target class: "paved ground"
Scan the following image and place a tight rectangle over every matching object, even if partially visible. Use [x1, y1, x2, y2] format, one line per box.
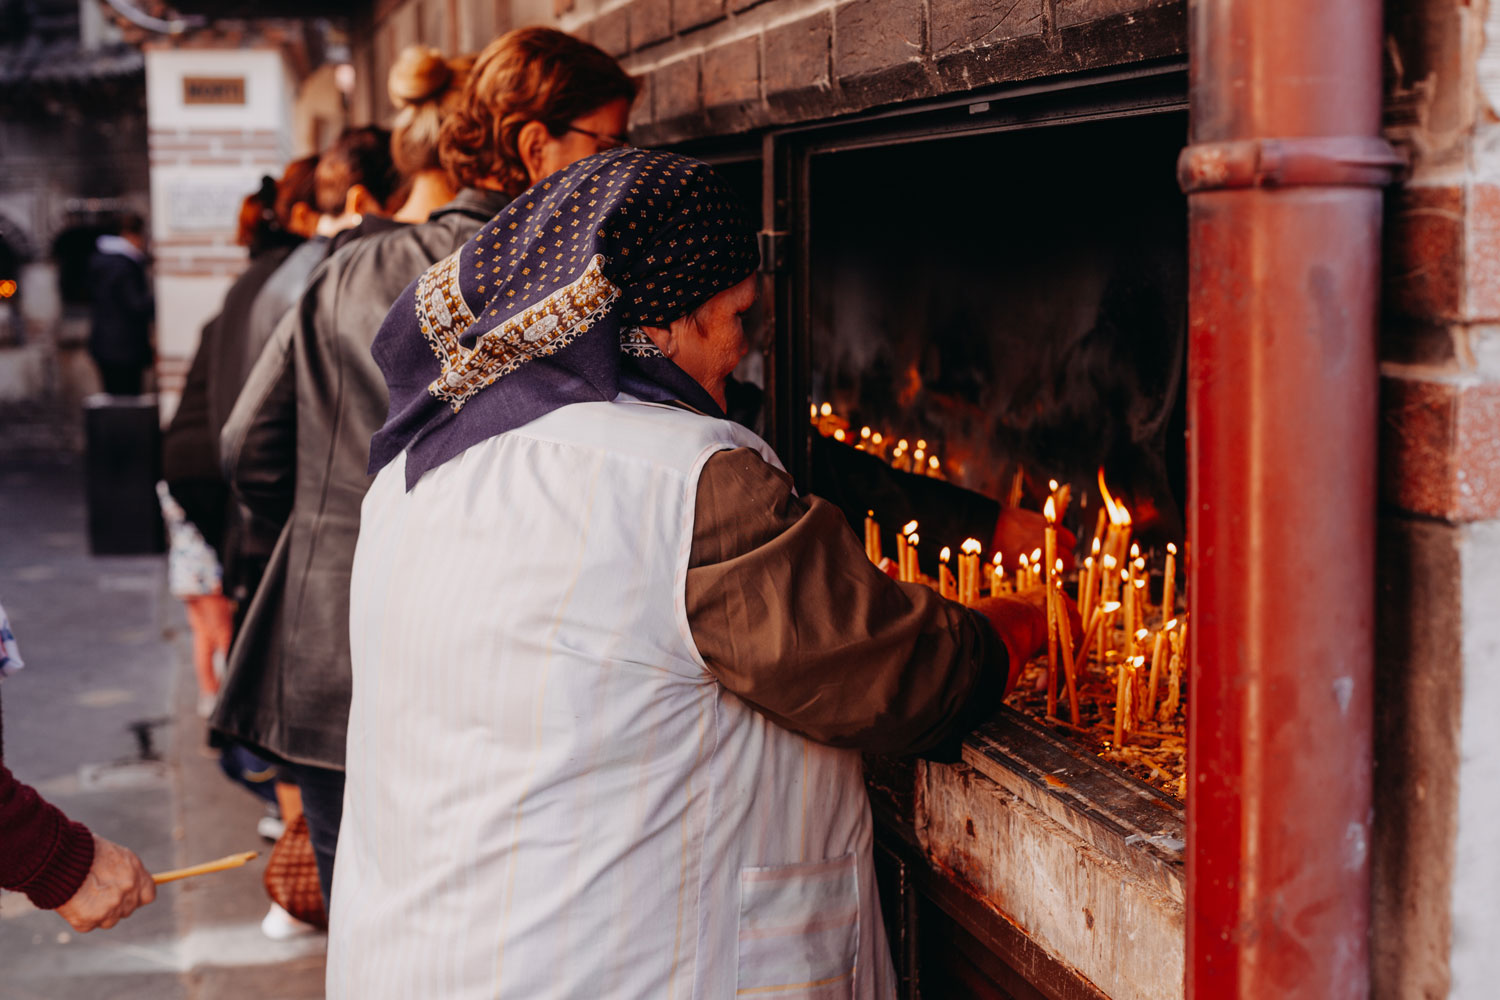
[0, 458, 326, 999]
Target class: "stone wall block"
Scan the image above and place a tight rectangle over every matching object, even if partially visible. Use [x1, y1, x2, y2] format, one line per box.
[592, 5, 631, 57]
[834, 0, 925, 80]
[1380, 373, 1500, 521]
[629, 69, 654, 131]
[929, 0, 1045, 59]
[652, 54, 703, 122]
[763, 11, 831, 96]
[673, 0, 725, 34]
[631, 0, 674, 49]
[1385, 184, 1464, 321]
[702, 34, 760, 108]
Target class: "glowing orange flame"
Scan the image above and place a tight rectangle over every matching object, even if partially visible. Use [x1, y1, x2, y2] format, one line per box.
[1044, 496, 1056, 522]
[940, 546, 952, 562]
[1097, 468, 1130, 526]
[902, 520, 919, 537]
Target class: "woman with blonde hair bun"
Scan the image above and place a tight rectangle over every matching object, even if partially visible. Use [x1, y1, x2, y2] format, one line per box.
[386, 46, 475, 223]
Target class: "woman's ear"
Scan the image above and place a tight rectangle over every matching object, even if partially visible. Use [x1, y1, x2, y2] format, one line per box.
[640, 324, 676, 358]
[287, 201, 321, 237]
[517, 121, 552, 184]
[344, 184, 382, 218]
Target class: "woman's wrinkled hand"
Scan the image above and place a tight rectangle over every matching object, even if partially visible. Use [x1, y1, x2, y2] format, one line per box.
[973, 588, 1082, 693]
[54, 835, 157, 932]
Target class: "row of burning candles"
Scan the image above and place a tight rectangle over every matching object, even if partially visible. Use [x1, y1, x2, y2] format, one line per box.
[861, 475, 1187, 747]
[812, 403, 947, 478]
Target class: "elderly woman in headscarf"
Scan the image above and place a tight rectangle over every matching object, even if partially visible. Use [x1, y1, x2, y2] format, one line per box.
[331, 148, 1055, 1000]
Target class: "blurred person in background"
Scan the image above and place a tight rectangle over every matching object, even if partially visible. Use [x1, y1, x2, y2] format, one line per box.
[0, 600, 156, 932]
[88, 212, 154, 396]
[215, 27, 637, 910]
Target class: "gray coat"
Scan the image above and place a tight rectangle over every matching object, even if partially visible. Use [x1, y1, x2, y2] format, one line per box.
[214, 190, 512, 768]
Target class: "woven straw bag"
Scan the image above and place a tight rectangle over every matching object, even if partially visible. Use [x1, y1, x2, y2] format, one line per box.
[263, 813, 328, 929]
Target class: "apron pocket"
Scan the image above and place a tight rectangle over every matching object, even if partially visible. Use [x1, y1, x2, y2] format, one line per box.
[736, 852, 859, 998]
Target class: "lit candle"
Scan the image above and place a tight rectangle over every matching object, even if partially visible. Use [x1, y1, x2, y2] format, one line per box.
[1074, 600, 1121, 667]
[961, 538, 983, 604]
[1122, 568, 1136, 637]
[1081, 537, 1101, 622]
[906, 533, 920, 583]
[1161, 542, 1178, 619]
[1101, 553, 1119, 605]
[1017, 552, 1030, 590]
[809, 402, 818, 422]
[864, 509, 882, 565]
[859, 426, 872, 450]
[1147, 618, 1178, 714]
[991, 551, 1004, 595]
[833, 427, 846, 443]
[899, 520, 919, 582]
[928, 455, 941, 479]
[1029, 547, 1042, 590]
[1133, 578, 1147, 638]
[939, 547, 957, 599]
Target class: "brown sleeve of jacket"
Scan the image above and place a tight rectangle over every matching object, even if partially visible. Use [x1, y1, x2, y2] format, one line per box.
[685, 447, 1008, 758]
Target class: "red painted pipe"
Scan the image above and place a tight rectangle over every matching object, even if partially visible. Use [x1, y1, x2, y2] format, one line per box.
[1180, 1, 1400, 996]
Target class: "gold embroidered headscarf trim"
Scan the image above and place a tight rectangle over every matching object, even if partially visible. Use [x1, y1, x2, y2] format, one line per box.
[416, 251, 620, 412]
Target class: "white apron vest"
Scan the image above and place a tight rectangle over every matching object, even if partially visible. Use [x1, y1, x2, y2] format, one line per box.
[330, 398, 895, 1000]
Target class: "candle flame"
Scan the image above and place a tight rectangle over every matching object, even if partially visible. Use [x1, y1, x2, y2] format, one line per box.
[1133, 655, 1147, 667]
[1164, 618, 1179, 631]
[1102, 601, 1122, 613]
[928, 456, 940, 470]
[1091, 536, 1101, 554]
[907, 533, 919, 546]
[992, 552, 1003, 566]
[1055, 558, 1063, 572]
[1135, 628, 1150, 641]
[1130, 542, 1140, 558]
[1121, 570, 1130, 582]
[871, 432, 883, 445]
[916, 439, 927, 450]
[819, 402, 832, 417]
[1134, 557, 1146, 570]
[867, 509, 874, 518]
[1049, 478, 1059, 491]
[1084, 555, 1094, 568]
[963, 538, 982, 555]
[1135, 578, 1146, 590]
[1102, 554, 1117, 569]
[896, 438, 908, 450]
[833, 428, 846, 442]
[940, 546, 951, 562]
[1018, 553, 1030, 568]
[1167, 542, 1178, 555]
[1030, 547, 1041, 563]
[860, 426, 871, 439]
[809, 403, 818, 419]
[1044, 496, 1056, 522]
[1097, 468, 1130, 526]
[902, 520, 919, 536]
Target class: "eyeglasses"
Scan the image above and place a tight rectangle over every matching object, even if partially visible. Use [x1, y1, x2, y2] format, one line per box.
[556, 124, 631, 150]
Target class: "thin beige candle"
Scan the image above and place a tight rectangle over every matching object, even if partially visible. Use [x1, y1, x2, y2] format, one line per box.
[1113, 656, 1131, 747]
[906, 533, 920, 583]
[864, 510, 881, 565]
[939, 547, 956, 599]
[1017, 552, 1030, 591]
[1073, 600, 1121, 668]
[1161, 542, 1178, 619]
[1148, 618, 1178, 713]
[153, 851, 258, 885]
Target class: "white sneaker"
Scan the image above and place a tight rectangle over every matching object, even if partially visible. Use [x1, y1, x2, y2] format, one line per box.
[260, 902, 317, 940]
[257, 814, 286, 841]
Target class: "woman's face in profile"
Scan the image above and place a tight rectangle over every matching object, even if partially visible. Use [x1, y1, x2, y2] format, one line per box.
[534, 99, 632, 182]
[650, 274, 758, 410]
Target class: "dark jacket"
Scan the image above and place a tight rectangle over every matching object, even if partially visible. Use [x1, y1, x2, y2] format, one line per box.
[87, 239, 154, 366]
[162, 244, 299, 593]
[214, 190, 511, 768]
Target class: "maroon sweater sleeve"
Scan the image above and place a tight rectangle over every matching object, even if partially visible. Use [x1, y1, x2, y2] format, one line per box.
[1, 696, 96, 908]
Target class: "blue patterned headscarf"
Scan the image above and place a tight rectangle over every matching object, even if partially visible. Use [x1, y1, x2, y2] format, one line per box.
[368, 147, 760, 487]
